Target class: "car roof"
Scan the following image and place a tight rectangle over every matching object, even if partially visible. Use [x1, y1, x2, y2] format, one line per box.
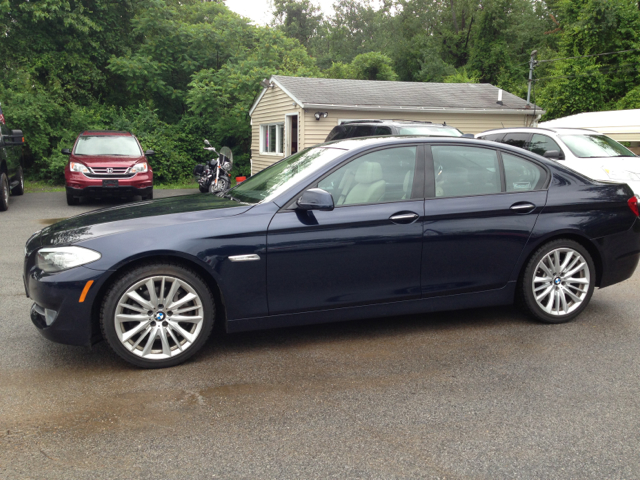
[336, 120, 453, 127]
[478, 127, 599, 136]
[80, 130, 133, 137]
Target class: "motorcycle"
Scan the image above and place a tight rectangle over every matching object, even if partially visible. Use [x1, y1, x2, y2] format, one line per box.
[193, 140, 233, 193]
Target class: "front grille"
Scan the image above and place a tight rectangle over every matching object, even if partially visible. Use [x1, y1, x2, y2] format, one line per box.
[83, 173, 136, 179]
[84, 166, 135, 179]
[92, 167, 129, 175]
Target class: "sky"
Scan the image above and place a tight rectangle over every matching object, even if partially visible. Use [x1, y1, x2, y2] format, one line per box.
[224, 0, 341, 26]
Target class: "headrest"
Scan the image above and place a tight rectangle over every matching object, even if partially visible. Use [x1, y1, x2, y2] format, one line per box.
[355, 161, 383, 184]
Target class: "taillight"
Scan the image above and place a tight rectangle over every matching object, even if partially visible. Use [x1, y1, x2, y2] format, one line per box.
[628, 196, 639, 216]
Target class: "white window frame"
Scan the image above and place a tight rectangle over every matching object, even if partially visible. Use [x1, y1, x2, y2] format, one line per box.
[260, 123, 284, 155]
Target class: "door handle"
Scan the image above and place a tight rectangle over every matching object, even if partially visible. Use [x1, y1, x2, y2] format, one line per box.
[390, 212, 419, 224]
[510, 202, 535, 213]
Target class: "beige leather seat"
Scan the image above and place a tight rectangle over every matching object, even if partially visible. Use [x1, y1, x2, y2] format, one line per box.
[344, 161, 385, 205]
[402, 169, 414, 199]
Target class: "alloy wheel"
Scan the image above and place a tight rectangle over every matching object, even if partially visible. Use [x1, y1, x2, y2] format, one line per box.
[531, 247, 591, 316]
[114, 275, 205, 360]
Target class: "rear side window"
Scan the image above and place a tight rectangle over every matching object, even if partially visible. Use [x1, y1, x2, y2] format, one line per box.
[479, 133, 505, 142]
[529, 134, 562, 157]
[374, 126, 392, 135]
[432, 146, 501, 198]
[326, 126, 348, 141]
[502, 152, 547, 192]
[502, 133, 530, 149]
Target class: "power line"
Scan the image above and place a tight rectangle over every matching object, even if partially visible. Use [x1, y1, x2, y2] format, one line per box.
[534, 62, 640, 81]
[537, 48, 640, 63]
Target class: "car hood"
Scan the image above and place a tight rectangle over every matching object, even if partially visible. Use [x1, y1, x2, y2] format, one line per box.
[70, 154, 145, 166]
[34, 194, 253, 248]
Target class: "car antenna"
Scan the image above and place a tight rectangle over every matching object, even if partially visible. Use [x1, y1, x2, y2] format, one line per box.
[443, 121, 446, 126]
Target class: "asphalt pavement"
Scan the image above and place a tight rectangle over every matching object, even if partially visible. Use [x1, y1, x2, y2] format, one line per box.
[1, 190, 640, 479]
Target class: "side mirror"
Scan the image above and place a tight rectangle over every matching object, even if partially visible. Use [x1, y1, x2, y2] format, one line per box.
[297, 188, 334, 211]
[61, 148, 71, 155]
[145, 149, 155, 156]
[204, 139, 211, 146]
[543, 150, 564, 160]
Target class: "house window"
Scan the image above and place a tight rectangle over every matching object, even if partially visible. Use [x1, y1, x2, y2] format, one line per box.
[261, 123, 284, 154]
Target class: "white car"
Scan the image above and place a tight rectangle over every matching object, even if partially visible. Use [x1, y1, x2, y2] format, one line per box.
[477, 127, 640, 192]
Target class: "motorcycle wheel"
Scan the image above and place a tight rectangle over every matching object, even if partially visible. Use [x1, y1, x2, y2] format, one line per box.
[209, 177, 229, 193]
[198, 184, 209, 193]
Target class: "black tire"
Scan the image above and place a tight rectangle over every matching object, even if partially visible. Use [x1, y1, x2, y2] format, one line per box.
[66, 191, 80, 205]
[12, 167, 24, 196]
[198, 183, 209, 193]
[142, 189, 154, 200]
[100, 263, 215, 368]
[209, 176, 229, 193]
[519, 239, 595, 324]
[0, 173, 9, 211]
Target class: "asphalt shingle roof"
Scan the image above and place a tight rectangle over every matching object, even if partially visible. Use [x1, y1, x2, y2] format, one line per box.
[272, 75, 537, 111]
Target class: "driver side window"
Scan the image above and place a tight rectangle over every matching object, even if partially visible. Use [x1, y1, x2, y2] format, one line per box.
[317, 146, 418, 206]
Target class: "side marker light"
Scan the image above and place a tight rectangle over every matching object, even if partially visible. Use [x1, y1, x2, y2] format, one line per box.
[79, 280, 94, 303]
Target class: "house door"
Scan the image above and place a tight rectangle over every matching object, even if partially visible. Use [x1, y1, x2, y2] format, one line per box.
[285, 114, 298, 157]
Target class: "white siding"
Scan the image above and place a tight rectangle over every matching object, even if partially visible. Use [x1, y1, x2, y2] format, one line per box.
[250, 85, 300, 175]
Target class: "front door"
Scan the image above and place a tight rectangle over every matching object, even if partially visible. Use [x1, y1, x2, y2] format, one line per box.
[422, 145, 548, 297]
[267, 145, 425, 314]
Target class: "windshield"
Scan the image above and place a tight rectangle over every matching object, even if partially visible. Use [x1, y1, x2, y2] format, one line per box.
[397, 126, 463, 136]
[230, 147, 346, 204]
[559, 134, 637, 158]
[74, 136, 142, 156]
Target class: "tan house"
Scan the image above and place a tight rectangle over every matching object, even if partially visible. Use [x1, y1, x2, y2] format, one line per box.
[249, 75, 543, 174]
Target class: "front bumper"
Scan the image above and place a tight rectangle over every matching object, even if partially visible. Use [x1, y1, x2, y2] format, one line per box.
[24, 259, 109, 347]
[66, 185, 153, 199]
[66, 170, 153, 198]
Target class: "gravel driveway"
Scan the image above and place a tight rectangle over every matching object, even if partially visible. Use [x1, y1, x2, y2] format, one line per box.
[1, 190, 640, 479]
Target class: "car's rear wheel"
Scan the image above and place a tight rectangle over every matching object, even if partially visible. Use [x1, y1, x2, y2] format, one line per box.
[12, 167, 24, 196]
[519, 239, 595, 324]
[0, 173, 9, 211]
[100, 263, 215, 368]
[66, 191, 80, 205]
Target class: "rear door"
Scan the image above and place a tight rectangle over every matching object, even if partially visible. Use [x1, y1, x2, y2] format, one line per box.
[421, 145, 548, 297]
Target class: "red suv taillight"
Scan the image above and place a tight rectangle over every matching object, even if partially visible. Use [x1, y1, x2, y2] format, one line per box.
[628, 196, 639, 216]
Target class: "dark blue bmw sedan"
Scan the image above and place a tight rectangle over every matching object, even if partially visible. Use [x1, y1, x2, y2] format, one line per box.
[24, 137, 640, 368]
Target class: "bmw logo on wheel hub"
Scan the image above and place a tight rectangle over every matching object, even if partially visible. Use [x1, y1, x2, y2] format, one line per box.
[155, 311, 166, 321]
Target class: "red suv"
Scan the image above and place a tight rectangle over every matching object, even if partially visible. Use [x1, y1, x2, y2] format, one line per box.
[63, 130, 154, 205]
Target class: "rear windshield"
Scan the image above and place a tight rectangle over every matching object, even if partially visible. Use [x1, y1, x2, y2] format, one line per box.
[397, 126, 463, 136]
[559, 134, 637, 158]
[74, 136, 142, 156]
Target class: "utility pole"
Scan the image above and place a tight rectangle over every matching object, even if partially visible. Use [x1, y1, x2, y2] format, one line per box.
[526, 50, 538, 106]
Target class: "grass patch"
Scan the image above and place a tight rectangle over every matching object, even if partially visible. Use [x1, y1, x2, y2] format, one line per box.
[24, 180, 65, 193]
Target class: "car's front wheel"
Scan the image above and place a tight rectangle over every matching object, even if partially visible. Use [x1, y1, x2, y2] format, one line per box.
[66, 191, 80, 205]
[0, 173, 9, 211]
[100, 263, 215, 368]
[12, 167, 24, 196]
[520, 239, 595, 324]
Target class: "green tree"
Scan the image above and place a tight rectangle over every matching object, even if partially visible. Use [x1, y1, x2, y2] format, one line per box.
[271, 0, 323, 48]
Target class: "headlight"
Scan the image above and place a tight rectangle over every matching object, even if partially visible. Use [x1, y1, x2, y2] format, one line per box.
[602, 168, 640, 181]
[130, 162, 148, 173]
[69, 162, 90, 173]
[36, 246, 101, 273]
